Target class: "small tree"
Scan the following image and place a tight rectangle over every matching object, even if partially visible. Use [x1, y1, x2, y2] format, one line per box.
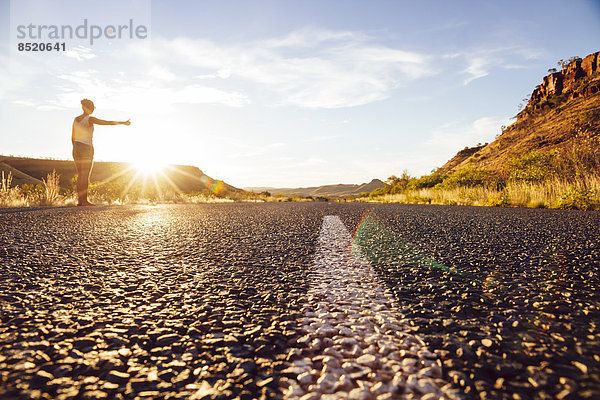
[557, 56, 581, 69]
[387, 170, 411, 193]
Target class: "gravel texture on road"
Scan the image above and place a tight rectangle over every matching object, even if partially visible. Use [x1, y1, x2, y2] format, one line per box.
[1, 203, 599, 400]
[0, 204, 328, 400]
[340, 204, 600, 400]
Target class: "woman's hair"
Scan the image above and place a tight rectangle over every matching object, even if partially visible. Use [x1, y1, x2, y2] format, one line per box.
[81, 99, 94, 109]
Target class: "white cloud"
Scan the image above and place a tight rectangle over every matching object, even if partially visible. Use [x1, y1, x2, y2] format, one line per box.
[50, 69, 250, 112]
[464, 57, 490, 84]
[427, 117, 507, 147]
[453, 46, 542, 85]
[10, 99, 36, 107]
[147, 65, 177, 82]
[4, 28, 434, 111]
[63, 46, 96, 62]
[503, 64, 527, 70]
[425, 116, 511, 163]
[302, 134, 342, 143]
[129, 30, 433, 108]
[262, 28, 368, 48]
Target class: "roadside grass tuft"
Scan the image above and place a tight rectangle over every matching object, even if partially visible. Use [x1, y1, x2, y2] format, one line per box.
[42, 169, 61, 206]
[0, 171, 27, 207]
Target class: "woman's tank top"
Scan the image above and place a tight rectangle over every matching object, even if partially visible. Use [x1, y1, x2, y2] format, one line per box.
[72, 115, 94, 146]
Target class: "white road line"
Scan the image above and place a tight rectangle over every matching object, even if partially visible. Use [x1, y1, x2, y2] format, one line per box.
[281, 215, 457, 400]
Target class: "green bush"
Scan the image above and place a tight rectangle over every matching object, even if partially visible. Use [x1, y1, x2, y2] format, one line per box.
[369, 186, 390, 198]
[509, 151, 556, 183]
[554, 187, 597, 210]
[408, 172, 446, 190]
[546, 92, 569, 108]
[488, 189, 511, 207]
[438, 167, 498, 188]
[20, 184, 46, 204]
[386, 172, 412, 194]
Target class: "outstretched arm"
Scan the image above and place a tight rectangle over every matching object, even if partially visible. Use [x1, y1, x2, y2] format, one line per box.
[90, 117, 131, 126]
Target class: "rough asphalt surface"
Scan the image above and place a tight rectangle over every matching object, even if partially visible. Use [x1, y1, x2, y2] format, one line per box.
[0, 203, 599, 400]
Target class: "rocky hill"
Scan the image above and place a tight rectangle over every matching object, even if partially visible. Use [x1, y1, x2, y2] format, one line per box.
[246, 179, 385, 198]
[528, 52, 600, 110]
[0, 155, 243, 196]
[439, 51, 600, 175]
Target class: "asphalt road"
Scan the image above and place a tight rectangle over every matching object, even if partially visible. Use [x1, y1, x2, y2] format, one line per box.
[0, 203, 599, 400]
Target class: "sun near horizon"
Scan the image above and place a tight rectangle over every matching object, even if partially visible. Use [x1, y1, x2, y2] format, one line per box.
[130, 155, 168, 177]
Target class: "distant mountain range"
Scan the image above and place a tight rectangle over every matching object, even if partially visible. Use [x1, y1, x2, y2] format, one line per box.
[245, 179, 385, 198]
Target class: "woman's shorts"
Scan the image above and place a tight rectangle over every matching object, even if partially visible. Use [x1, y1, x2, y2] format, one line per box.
[72, 141, 94, 163]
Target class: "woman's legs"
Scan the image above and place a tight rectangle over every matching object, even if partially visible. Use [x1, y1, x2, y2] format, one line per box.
[73, 143, 94, 206]
[77, 159, 93, 205]
[74, 158, 84, 205]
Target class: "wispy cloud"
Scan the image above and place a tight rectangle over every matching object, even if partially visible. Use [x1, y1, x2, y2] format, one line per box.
[449, 46, 542, 85]
[4, 28, 434, 111]
[302, 134, 343, 143]
[425, 116, 511, 159]
[261, 28, 369, 48]
[51, 69, 250, 112]
[129, 29, 434, 108]
[63, 46, 96, 62]
[463, 57, 490, 84]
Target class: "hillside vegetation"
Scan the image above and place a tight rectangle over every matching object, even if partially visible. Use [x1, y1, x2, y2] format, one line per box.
[367, 51, 600, 210]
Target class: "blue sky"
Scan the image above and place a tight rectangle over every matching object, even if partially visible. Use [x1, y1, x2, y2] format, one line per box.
[1, 0, 600, 187]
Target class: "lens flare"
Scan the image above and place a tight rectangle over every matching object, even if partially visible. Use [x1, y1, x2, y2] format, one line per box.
[200, 175, 225, 195]
[352, 210, 471, 279]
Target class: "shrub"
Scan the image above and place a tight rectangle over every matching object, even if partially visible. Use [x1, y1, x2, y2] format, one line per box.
[509, 151, 556, 183]
[20, 184, 46, 205]
[387, 171, 412, 193]
[554, 187, 597, 210]
[488, 189, 510, 207]
[438, 167, 498, 188]
[408, 172, 446, 190]
[554, 137, 600, 180]
[546, 92, 569, 107]
[369, 186, 390, 198]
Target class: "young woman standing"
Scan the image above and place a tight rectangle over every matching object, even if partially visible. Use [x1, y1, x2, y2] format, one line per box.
[72, 99, 130, 206]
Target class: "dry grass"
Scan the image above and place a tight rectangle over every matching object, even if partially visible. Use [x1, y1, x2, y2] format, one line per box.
[0, 169, 74, 207]
[364, 175, 600, 210]
[0, 171, 27, 207]
[42, 169, 61, 205]
[186, 194, 234, 203]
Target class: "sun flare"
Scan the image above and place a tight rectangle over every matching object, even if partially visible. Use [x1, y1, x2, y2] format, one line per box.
[130, 157, 167, 176]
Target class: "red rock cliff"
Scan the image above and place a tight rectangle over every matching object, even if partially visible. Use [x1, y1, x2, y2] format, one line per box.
[526, 51, 600, 113]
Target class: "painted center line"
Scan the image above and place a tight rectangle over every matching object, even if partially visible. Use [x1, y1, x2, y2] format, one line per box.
[281, 215, 457, 400]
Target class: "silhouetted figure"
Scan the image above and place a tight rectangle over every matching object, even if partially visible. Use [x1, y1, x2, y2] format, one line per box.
[72, 99, 130, 206]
